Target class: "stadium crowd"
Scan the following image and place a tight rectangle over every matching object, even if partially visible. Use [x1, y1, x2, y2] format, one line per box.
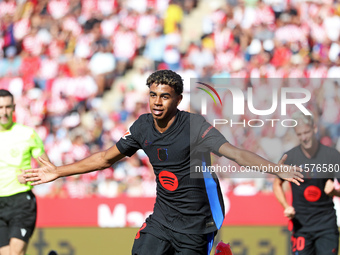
[0, 0, 340, 198]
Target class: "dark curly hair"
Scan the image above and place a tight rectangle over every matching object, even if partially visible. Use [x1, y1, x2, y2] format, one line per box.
[146, 70, 183, 95]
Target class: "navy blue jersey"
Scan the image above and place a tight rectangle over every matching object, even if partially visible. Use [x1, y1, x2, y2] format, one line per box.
[284, 143, 340, 232]
[116, 111, 228, 234]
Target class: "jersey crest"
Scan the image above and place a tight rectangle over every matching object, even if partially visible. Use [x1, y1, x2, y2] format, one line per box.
[157, 148, 168, 161]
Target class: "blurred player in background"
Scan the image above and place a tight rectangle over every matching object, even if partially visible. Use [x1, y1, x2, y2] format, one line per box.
[0, 89, 50, 255]
[273, 112, 340, 255]
[24, 70, 303, 254]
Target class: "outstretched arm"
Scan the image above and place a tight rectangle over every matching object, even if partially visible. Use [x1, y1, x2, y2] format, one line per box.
[38, 152, 51, 165]
[24, 145, 126, 185]
[218, 142, 304, 185]
[18, 152, 51, 184]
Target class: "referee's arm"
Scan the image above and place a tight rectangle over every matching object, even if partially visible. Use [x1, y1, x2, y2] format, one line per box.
[37, 152, 50, 165]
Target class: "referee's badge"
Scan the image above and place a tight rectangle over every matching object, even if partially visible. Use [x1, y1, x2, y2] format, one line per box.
[21, 228, 27, 237]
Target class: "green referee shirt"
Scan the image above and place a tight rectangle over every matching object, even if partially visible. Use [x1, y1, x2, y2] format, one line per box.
[0, 123, 45, 197]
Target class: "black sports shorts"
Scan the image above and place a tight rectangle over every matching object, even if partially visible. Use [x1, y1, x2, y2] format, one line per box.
[0, 190, 37, 247]
[132, 216, 215, 255]
[291, 229, 339, 255]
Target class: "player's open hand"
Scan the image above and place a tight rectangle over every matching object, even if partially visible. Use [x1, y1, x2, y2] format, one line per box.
[23, 157, 58, 185]
[277, 154, 304, 186]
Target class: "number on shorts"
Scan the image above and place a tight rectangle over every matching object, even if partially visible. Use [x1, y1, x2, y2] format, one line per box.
[291, 236, 305, 252]
[135, 222, 147, 239]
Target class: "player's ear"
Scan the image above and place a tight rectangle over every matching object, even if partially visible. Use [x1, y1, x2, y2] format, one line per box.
[176, 94, 183, 106]
[313, 124, 318, 134]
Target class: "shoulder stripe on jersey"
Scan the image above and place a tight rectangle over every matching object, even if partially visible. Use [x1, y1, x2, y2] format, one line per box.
[122, 129, 131, 140]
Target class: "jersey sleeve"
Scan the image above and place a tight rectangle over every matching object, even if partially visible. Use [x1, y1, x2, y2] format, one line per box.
[191, 114, 228, 156]
[116, 120, 142, 157]
[29, 130, 45, 158]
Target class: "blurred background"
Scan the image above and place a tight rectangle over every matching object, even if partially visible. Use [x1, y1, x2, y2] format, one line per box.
[1, 0, 340, 254]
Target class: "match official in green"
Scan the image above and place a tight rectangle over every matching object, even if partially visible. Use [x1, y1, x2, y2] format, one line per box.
[0, 89, 50, 255]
